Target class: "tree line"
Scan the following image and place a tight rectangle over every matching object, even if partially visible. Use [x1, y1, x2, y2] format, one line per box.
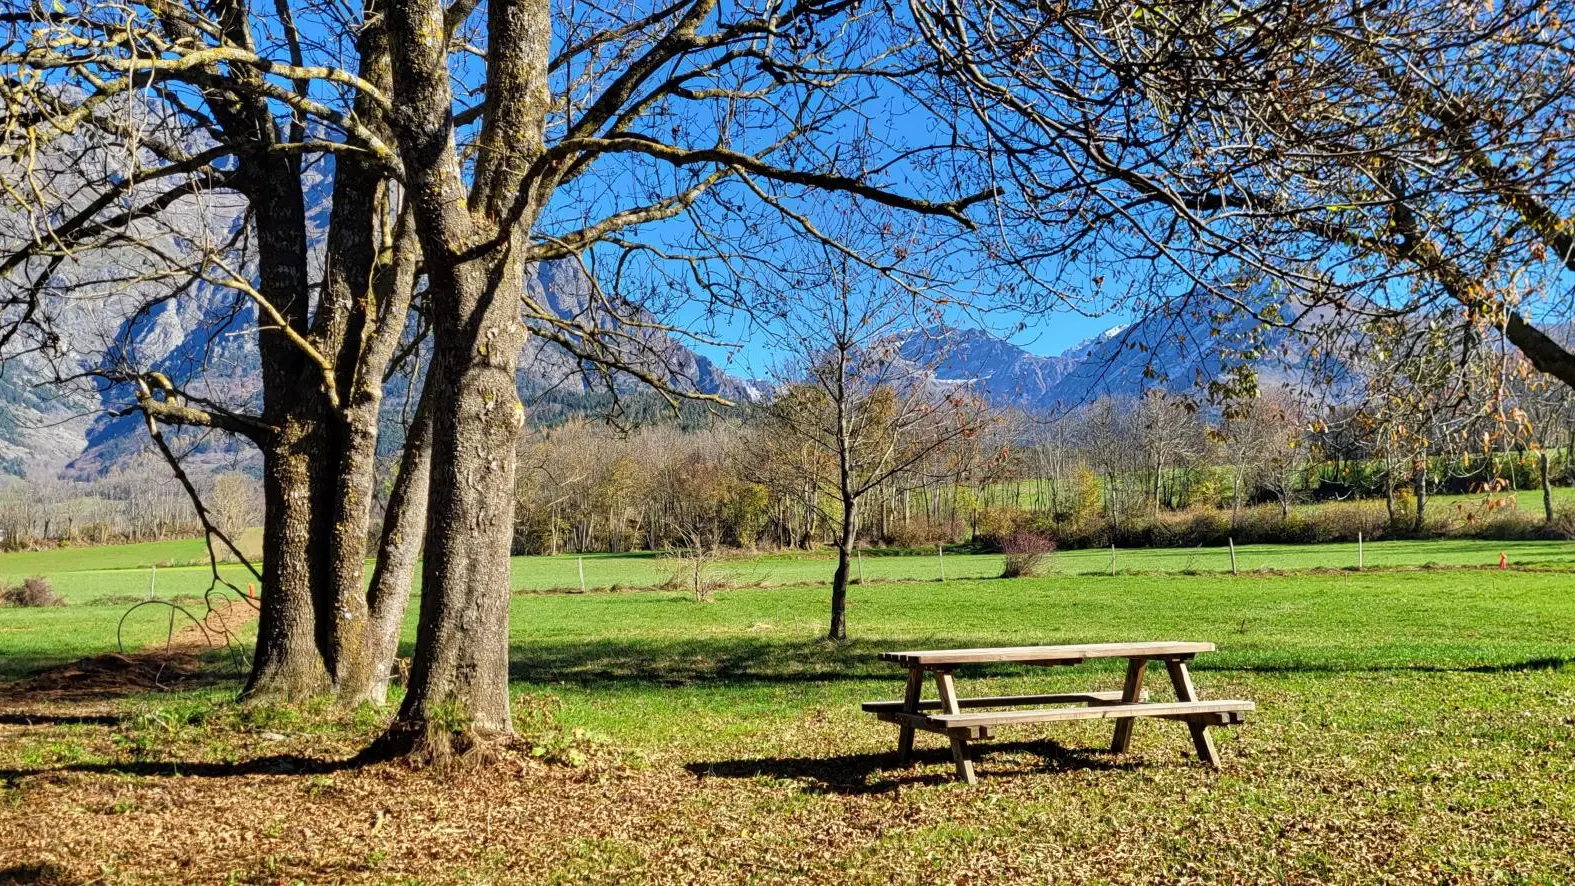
[514, 378, 1575, 562]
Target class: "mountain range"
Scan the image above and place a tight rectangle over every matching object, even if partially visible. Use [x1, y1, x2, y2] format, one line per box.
[901, 295, 1339, 412]
[0, 273, 1331, 480]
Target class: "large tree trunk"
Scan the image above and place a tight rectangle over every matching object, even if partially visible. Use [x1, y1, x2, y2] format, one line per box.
[246, 416, 332, 700]
[371, 0, 551, 758]
[829, 496, 857, 641]
[377, 260, 529, 755]
[242, 154, 334, 701]
[321, 405, 379, 681]
[322, 217, 421, 705]
[340, 392, 434, 707]
[325, 374, 424, 707]
[314, 8, 415, 704]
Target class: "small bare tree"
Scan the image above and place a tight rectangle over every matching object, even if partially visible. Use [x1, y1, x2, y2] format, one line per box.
[208, 473, 257, 540]
[659, 452, 730, 601]
[765, 256, 996, 641]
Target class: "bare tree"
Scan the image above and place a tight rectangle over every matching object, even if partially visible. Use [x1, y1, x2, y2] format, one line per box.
[765, 258, 994, 640]
[0, 0, 432, 706]
[208, 473, 258, 539]
[660, 451, 730, 601]
[1252, 391, 1310, 520]
[1077, 397, 1143, 534]
[1137, 391, 1204, 518]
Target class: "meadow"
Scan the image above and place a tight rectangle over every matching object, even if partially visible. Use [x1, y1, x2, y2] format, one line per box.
[2, 538, 1574, 881]
[4, 535, 1573, 679]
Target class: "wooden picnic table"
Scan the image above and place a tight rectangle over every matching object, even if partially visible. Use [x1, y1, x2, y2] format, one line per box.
[862, 641, 1252, 784]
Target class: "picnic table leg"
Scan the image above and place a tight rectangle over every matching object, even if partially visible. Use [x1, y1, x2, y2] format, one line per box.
[1109, 657, 1148, 754]
[1165, 659, 1219, 767]
[898, 666, 924, 765]
[933, 670, 977, 784]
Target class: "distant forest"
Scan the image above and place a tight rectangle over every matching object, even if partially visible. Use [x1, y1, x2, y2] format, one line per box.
[8, 379, 1574, 554]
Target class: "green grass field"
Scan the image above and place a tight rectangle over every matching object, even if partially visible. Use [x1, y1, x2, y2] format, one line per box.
[4, 535, 1574, 679]
[3, 537, 1574, 880]
[7, 533, 1572, 600]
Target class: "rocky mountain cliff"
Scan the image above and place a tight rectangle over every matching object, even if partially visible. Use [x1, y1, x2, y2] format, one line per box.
[901, 296, 1346, 410]
[1, 260, 753, 480]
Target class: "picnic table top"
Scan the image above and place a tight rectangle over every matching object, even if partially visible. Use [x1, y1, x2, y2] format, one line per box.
[880, 641, 1216, 667]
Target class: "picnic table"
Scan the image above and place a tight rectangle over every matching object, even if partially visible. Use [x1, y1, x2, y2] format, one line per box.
[862, 641, 1252, 784]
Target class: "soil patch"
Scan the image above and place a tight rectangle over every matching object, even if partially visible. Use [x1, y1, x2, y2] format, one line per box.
[0, 599, 256, 702]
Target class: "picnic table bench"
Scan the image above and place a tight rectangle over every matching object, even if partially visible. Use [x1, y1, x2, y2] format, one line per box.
[862, 641, 1252, 784]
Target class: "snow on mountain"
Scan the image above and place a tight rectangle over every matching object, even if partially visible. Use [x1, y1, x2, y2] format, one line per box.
[901, 293, 1342, 410]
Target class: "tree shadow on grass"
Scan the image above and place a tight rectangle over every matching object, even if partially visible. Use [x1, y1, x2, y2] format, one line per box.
[1219, 656, 1573, 676]
[0, 711, 123, 727]
[0, 752, 355, 782]
[0, 862, 73, 885]
[506, 636, 1109, 689]
[0, 651, 238, 703]
[507, 637, 1575, 690]
[686, 741, 1139, 795]
[1462, 656, 1572, 673]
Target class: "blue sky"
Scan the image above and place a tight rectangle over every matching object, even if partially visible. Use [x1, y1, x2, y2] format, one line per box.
[682, 296, 1131, 380]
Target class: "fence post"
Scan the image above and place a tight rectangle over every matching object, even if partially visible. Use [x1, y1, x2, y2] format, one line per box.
[1109, 543, 1116, 575]
[938, 544, 945, 582]
[1357, 531, 1363, 570]
[857, 548, 864, 584]
[1228, 538, 1237, 575]
[147, 564, 156, 601]
[578, 556, 586, 592]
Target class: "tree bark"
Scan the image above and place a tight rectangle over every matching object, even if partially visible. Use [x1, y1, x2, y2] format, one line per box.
[371, 0, 550, 758]
[829, 495, 857, 641]
[242, 149, 334, 701]
[386, 260, 528, 751]
[340, 391, 434, 706]
[246, 416, 332, 700]
[1540, 450, 1554, 523]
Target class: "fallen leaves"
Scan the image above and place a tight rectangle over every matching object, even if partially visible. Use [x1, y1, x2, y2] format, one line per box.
[1, 669, 1573, 884]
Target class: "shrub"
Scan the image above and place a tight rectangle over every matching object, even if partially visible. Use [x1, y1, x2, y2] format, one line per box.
[663, 547, 723, 602]
[1469, 510, 1545, 541]
[999, 531, 1056, 578]
[1187, 510, 1232, 547]
[1, 575, 64, 607]
[1550, 508, 1575, 540]
[885, 516, 959, 548]
[974, 507, 1029, 546]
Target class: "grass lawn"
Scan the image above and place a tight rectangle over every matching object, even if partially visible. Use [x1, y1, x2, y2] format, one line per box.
[1, 541, 1574, 881]
[8, 533, 1574, 600]
[5, 536, 1571, 678]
